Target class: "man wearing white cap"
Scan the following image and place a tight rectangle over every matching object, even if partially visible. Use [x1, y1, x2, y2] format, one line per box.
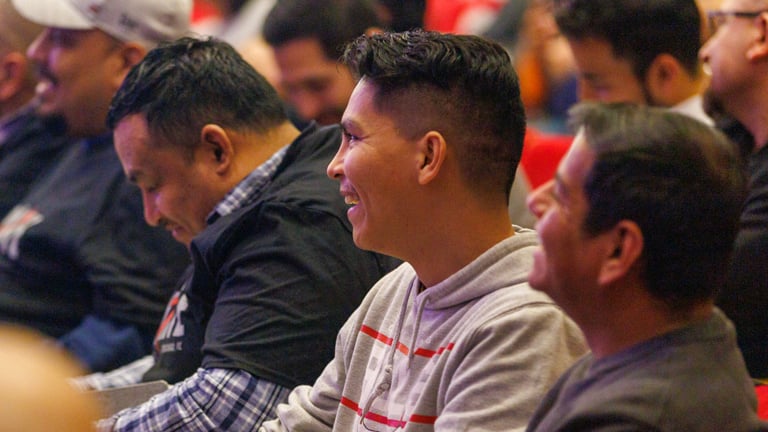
[0, 0, 192, 372]
[0, 0, 70, 216]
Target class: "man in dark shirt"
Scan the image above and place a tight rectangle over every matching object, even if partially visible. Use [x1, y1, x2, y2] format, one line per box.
[3, 0, 192, 372]
[0, 0, 69, 216]
[95, 36, 397, 431]
[526, 103, 765, 431]
[699, 0, 768, 378]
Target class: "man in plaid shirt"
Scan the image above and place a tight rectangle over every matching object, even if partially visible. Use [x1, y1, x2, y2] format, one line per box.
[94, 36, 398, 431]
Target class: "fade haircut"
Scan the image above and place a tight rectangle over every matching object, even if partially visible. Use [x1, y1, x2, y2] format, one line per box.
[341, 30, 527, 200]
[107, 36, 287, 160]
[263, 0, 382, 60]
[570, 102, 747, 311]
[554, 0, 702, 80]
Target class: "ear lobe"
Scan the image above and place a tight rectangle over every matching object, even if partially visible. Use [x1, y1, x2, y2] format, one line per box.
[200, 124, 234, 174]
[417, 131, 446, 185]
[597, 221, 644, 286]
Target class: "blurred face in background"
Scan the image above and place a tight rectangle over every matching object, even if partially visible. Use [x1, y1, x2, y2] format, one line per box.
[699, 0, 764, 118]
[27, 28, 126, 138]
[272, 37, 357, 125]
[567, 36, 649, 104]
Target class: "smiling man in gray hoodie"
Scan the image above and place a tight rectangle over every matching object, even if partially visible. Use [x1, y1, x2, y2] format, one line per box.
[260, 29, 587, 432]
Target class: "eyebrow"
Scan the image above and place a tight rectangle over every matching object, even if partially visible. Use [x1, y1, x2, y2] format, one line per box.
[340, 118, 360, 134]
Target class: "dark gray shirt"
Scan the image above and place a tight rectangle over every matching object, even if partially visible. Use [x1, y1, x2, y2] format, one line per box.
[527, 309, 768, 432]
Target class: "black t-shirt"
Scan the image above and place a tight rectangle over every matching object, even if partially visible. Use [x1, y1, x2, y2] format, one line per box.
[0, 109, 70, 217]
[0, 133, 189, 344]
[142, 124, 399, 388]
[143, 265, 204, 384]
[719, 128, 768, 378]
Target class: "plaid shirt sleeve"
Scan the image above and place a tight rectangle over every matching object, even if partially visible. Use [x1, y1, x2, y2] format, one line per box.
[72, 355, 155, 391]
[96, 368, 291, 432]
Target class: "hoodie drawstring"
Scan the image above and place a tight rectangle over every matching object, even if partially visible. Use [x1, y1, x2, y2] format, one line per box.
[408, 290, 429, 367]
[359, 278, 419, 425]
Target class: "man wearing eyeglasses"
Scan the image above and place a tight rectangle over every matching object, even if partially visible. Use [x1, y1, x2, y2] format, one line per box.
[700, 0, 768, 380]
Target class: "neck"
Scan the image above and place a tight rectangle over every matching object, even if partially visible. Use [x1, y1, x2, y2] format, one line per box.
[724, 76, 768, 151]
[578, 289, 714, 359]
[407, 195, 514, 287]
[653, 73, 706, 108]
[744, 110, 768, 153]
[241, 121, 300, 171]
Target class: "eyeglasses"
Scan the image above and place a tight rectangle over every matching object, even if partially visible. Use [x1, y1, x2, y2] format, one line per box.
[707, 9, 768, 34]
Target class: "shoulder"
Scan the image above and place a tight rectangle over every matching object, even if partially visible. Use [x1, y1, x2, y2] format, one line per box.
[282, 124, 342, 169]
[548, 333, 759, 431]
[258, 124, 349, 220]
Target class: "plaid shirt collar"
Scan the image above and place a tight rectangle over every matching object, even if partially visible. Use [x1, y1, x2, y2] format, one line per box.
[207, 144, 289, 224]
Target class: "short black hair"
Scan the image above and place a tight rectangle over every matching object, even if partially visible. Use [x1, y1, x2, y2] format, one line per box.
[107, 37, 287, 158]
[342, 30, 526, 200]
[263, 0, 382, 60]
[554, 0, 702, 80]
[570, 102, 747, 311]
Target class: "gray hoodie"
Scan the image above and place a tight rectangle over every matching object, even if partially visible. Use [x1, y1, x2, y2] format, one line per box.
[262, 228, 588, 431]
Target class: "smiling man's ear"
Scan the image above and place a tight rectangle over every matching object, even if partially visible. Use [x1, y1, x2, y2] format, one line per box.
[200, 124, 234, 174]
[598, 220, 644, 286]
[416, 130, 447, 185]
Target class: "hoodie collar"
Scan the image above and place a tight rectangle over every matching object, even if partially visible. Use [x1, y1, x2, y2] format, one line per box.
[416, 228, 539, 310]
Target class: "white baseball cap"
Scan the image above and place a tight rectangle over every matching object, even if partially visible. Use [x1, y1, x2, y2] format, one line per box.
[10, 0, 192, 47]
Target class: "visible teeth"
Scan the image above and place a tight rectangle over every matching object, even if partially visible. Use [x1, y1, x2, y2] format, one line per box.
[344, 196, 359, 205]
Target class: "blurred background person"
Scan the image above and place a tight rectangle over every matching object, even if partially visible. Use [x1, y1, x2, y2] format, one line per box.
[0, 0, 70, 216]
[553, 0, 712, 124]
[263, 0, 383, 126]
[699, 0, 768, 380]
[2, 0, 192, 372]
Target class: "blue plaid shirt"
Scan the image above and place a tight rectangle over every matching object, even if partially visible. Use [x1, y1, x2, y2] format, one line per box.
[96, 146, 291, 431]
[209, 145, 288, 222]
[98, 369, 291, 431]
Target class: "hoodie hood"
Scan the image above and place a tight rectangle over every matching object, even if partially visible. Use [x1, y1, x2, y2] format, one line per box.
[418, 227, 539, 310]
